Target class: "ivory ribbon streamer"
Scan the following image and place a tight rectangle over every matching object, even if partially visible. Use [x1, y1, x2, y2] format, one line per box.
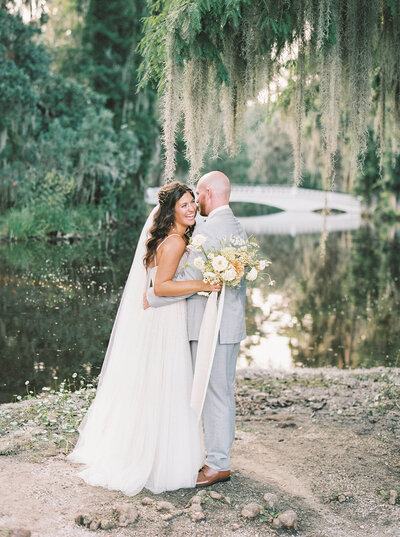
[190, 284, 226, 420]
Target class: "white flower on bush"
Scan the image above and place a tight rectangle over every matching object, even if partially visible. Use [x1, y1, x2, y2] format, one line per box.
[246, 267, 258, 281]
[212, 255, 228, 272]
[194, 257, 205, 270]
[222, 267, 237, 281]
[190, 234, 207, 250]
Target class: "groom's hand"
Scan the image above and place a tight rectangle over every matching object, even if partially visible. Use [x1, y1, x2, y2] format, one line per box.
[143, 292, 150, 310]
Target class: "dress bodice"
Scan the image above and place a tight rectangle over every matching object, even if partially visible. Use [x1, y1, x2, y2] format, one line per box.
[148, 250, 188, 288]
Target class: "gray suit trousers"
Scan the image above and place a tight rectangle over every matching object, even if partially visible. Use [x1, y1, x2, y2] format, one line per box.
[190, 340, 240, 472]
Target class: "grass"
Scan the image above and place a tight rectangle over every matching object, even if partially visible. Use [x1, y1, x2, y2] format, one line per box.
[0, 376, 97, 456]
[0, 204, 109, 241]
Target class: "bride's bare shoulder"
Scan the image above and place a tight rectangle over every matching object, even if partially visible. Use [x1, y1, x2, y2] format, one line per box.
[157, 234, 186, 259]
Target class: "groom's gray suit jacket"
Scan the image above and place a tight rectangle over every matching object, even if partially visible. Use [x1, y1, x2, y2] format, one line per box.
[147, 206, 247, 345]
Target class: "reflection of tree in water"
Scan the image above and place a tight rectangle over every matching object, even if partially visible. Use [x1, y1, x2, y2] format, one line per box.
[0, 231, 140, 403]
[249, 228, 400, 369]
[255, 228, 400, 368]
[242, 291, 264, 366]
[353, 227, 400, 367]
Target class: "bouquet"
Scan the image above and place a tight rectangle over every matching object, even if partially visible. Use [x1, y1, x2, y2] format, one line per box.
[189, 234, 274, 295]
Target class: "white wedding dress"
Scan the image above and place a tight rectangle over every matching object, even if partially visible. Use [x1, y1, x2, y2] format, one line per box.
[67, 209, 204, 495]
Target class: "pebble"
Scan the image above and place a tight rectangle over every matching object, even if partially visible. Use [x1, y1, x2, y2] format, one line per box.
[189, 504, 203, 513]
[191, 495, 203, 505]
[338, 494, 346, 503]
[113, 504, 139, 526]
[197, 490, 207, 496]
[231, 523, 242, 531]
[74, 514, 92, 527]
[89, 520, 101, 531]
[161, 513, 173, 521]
[209, 491, 223, 500]
[156, 501, 175, 512]
[100, 519, 115, 530]
[241, 502, 261, 518]
[141, 497, 153, 505]
[389, 490, 398, 505]
[190, 510, 205, 522]
[263, 492, 278, 509]
[224, 496, 231, 504]
[272, 509, 298, 529]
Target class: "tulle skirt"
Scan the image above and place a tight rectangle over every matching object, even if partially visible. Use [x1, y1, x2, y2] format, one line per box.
[67, 299, 204, 495]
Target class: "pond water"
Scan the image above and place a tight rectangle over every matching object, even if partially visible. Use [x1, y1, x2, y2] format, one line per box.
[1, 216, 400, 403]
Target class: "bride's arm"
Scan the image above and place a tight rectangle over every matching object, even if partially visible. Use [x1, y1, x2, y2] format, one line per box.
[154, 235, 215, 297]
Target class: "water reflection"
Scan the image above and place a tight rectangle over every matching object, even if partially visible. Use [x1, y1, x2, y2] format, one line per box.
[0, 233, 138, 403]
[241, 225, 400, 370]
[1, 224, 399, 403]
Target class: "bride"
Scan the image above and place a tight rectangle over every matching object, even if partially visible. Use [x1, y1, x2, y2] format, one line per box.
[67, 181, 220, 495]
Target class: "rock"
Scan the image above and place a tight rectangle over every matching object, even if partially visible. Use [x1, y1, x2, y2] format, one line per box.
[389, 490, 398, 505]
[89, 520, 101, 531]
[141, 497, 153, 505]
[190, 510, 205, 522]
[188, 504, 203, 514]
[272, 517, 283, 529]
[74, 514, 92, 527]
[209, 491, 223, 500]
[338, 494, 346, 503]
[275, 510, 298, 529]
[197, 489, 207, 496]
[185, 495, 202, 508]
[241, 502, 262, 519]
[310, 400, 327, 411]
[113, 505, 139, 526]
[224, 496, 231, 504]
[100, 519, 115, 530]
[161, 514, 173, 521]
[156, 501, 175, 512]
[263, 492, 278, 509]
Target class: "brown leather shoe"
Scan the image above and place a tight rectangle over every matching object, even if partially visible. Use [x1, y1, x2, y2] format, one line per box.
[196, 465, 231, 487]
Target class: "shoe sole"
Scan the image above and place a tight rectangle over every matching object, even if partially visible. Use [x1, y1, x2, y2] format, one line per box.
[195, 476, 231, 488]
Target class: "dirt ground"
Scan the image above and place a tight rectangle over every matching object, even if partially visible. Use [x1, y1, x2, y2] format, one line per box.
[1, 367, 399, 537]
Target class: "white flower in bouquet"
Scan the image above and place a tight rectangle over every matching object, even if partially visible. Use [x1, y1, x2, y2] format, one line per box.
[220, 246, 236, 261]
[212, 255, 229, 272]
[246, 267, 258, 281]
[194, 257, 205, 270]
[190, 234, 207, 251]
[221, 267, 237, 282]
[203, 271, 218, 282]
[258, 260, 267, 270]
[230, 235, 246, 247]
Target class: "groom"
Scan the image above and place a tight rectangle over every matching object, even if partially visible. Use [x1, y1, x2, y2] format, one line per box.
[147, 171, 247, 487]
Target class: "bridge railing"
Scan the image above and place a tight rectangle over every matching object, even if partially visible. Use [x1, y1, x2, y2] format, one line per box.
[145, 185, 361, 212]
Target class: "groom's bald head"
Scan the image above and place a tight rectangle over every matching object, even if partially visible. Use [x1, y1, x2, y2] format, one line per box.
[196, 171, 231, 216]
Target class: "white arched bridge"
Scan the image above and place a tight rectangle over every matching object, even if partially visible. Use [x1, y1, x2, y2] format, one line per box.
[145, 185, 362, 235]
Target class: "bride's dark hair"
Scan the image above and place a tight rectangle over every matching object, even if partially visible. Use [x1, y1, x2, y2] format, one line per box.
[143, 181, 196, 268]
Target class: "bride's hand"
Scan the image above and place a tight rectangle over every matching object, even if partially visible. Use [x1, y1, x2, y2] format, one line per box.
[143, 292, 150, 310]
[203, 281, 222, 293]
